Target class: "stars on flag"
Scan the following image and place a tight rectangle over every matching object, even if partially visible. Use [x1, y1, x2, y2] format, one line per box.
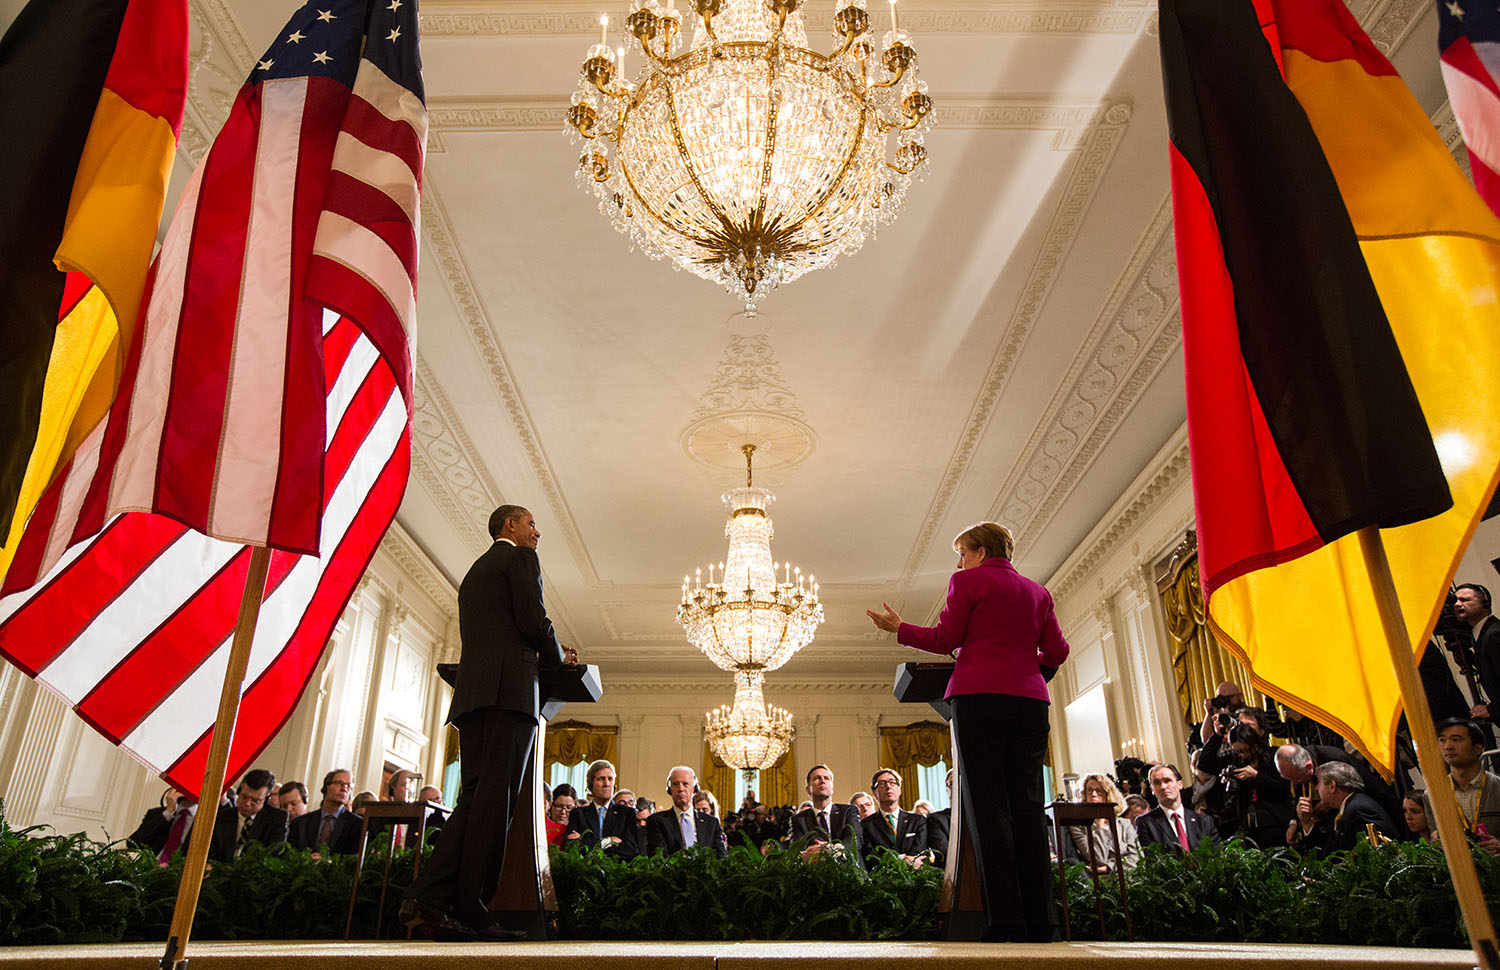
[312, 50, 332, 64]
[286, 29, 305, 43]
[258, 58, 274, 70]
[388, 0, 402, 10]
[317, 8, 336, 22]
[1448, 0, 1465, 20]
[387, 26, 401, 41]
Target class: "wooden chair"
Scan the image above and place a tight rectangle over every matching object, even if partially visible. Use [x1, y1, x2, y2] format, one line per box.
[1048, 800, 1134, 941]
[342, 799, 443, 939]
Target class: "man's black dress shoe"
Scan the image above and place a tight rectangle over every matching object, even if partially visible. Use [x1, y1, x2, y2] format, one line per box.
[398, 897, 478, 941]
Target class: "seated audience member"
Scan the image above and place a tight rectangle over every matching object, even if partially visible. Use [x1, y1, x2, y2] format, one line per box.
[1438, 717, 1500, 853]
[861, 768, 927, 865]
[547, 783, 576, 847]
[1308, 761, 1400, 851]
[1403, 791, 1435, 843]
[352, 790, 378, 815]
[279, 782, 309, 820]
[209, 769, 289, 862]
[405, 784, 448, 849]
[924, 770, 957, 860]
[912, 800, 935, 815]
[692, 791, 729, 855]
[1070, 774, 1141, 872]
[646, 766, 727, 858]
[613, 789, 636, 810]
[1276, 743, 1401, 824]
[850, 791, 876, 819]
[787, 765, 861, 849]
[268, 784, 282, 809]
[635, 797, 655, 831]
[385, 769, 416, 802]
[129, 789, 197, 865]
[290, 769, 362, 855]
[1123, 795, 1150, 821]
[564, 759, 639, 859]
[1135, 763, 1216, 855]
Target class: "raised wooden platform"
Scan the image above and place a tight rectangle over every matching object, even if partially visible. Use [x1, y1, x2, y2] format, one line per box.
[0, 941, 1475, 970]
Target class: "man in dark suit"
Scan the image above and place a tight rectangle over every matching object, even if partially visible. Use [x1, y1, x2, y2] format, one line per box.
[400, 505, 574, 942]
[861, 768, 928, 865]
[564, 759, 639, 858]
[208, 768, 289, 862]
[787, 764, 861, 850]
[289, 768, 362, 854]
[1135, 763, 1217, 855]
[1458, 584, 1500, 718]
[1308, 762, 1400, 851]
[924, 770, 957, 858]
[645, 766, 727, 858]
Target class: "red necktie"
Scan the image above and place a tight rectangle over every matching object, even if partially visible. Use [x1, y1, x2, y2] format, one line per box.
[158, 811, 189, 865]
[1172, 812, 1190, 851]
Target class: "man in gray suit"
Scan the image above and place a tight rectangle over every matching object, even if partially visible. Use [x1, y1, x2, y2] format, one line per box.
[401, 505, 575, 941]
[645, 766, 727, 858]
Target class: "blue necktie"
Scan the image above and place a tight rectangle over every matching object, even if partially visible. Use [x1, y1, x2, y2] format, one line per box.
[596, 804, 605, 838]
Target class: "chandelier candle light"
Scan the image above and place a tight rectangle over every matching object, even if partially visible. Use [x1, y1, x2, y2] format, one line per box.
[566, 0, 935, 314]
[680, 444, 823, 769]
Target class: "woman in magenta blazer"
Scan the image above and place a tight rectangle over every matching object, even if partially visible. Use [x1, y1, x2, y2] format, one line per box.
[868, 521, 1069, 943]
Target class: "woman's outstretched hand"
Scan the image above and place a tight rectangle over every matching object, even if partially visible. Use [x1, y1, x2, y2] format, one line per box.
[866, 602, 902, 633]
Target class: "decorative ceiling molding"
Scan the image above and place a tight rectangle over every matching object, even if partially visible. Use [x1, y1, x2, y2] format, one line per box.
[409, 362, 495, 555]
[681, 332, 817, 475]
[1000, 198, 1180, 549]
[1433, 101, 1471, 179]
[417, 0, 1152, 38]
[1361, 0, 1430, 54]
[1048, 431, 1192, 600]
[897, 100, 1133, 587]
[419, 180, 604, 589]
[426, 96, 1111, 136]
[379, 521, 459, 614]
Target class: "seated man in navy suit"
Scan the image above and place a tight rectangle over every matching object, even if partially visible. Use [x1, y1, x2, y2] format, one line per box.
[564, 759, 639, 859]
[645, 766, 727, 858]
[861, 768, 928, 866]
[786, 764, 862, 851]
[1134, 763, 1217, 855]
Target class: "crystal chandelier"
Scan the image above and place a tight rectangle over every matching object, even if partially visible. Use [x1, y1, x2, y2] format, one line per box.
[565, 0, 935, 314]
[706, 670, 795, 769]
[677, 443, 824, 675]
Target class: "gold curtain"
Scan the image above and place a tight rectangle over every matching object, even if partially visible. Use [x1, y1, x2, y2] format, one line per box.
[700, 740, 735, 812]
[879, 721, 952, 811]
[542, 720, 619, 777]
[759, 749, 796, 808]
[1158, 532, 1268, 728]
[699, 741, 795, 809]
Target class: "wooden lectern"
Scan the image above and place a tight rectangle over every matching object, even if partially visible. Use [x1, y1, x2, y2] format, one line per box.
[892, 661, 984, 941]
[435, 661, 602, 940]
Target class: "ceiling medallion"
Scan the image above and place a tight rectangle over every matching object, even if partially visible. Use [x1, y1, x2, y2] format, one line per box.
[566, 0, 935, 314]
[678, 443, 821, 768]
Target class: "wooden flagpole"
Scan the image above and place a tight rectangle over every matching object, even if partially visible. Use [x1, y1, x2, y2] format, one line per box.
[159, 545, 272, 970]
[1357, 526, 1499, 970]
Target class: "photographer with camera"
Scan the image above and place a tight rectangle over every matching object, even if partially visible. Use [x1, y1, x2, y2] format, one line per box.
[1205, 722, 1294, 848]
[1197, 682, 1246, 746]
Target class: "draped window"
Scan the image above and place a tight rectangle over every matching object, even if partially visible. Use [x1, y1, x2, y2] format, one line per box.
[879, 721, 951, 811]
[542, 720, 619, 782]
[700, 741, 796, 810]
[1157, 531, 1268, 728]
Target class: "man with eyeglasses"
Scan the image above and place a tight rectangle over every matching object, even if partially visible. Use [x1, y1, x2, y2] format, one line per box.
[289, 768, 361, 854]
[861, 768, 928, 866]
[208, 768, 288, 862]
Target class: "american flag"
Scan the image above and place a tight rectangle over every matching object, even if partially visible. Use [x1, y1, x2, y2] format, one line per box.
[0, 0, 425, 796]
[1439, 0, 1500, 216]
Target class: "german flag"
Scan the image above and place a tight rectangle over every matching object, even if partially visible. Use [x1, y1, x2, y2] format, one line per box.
[0, 0, 186, 557]
[1161, 0, 1500, 773]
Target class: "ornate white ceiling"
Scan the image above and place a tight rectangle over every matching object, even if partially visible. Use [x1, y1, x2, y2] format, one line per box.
[0, 0, 1457, 686]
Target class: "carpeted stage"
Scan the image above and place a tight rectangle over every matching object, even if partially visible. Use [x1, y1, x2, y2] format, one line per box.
[0, 941, 1476, 969]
